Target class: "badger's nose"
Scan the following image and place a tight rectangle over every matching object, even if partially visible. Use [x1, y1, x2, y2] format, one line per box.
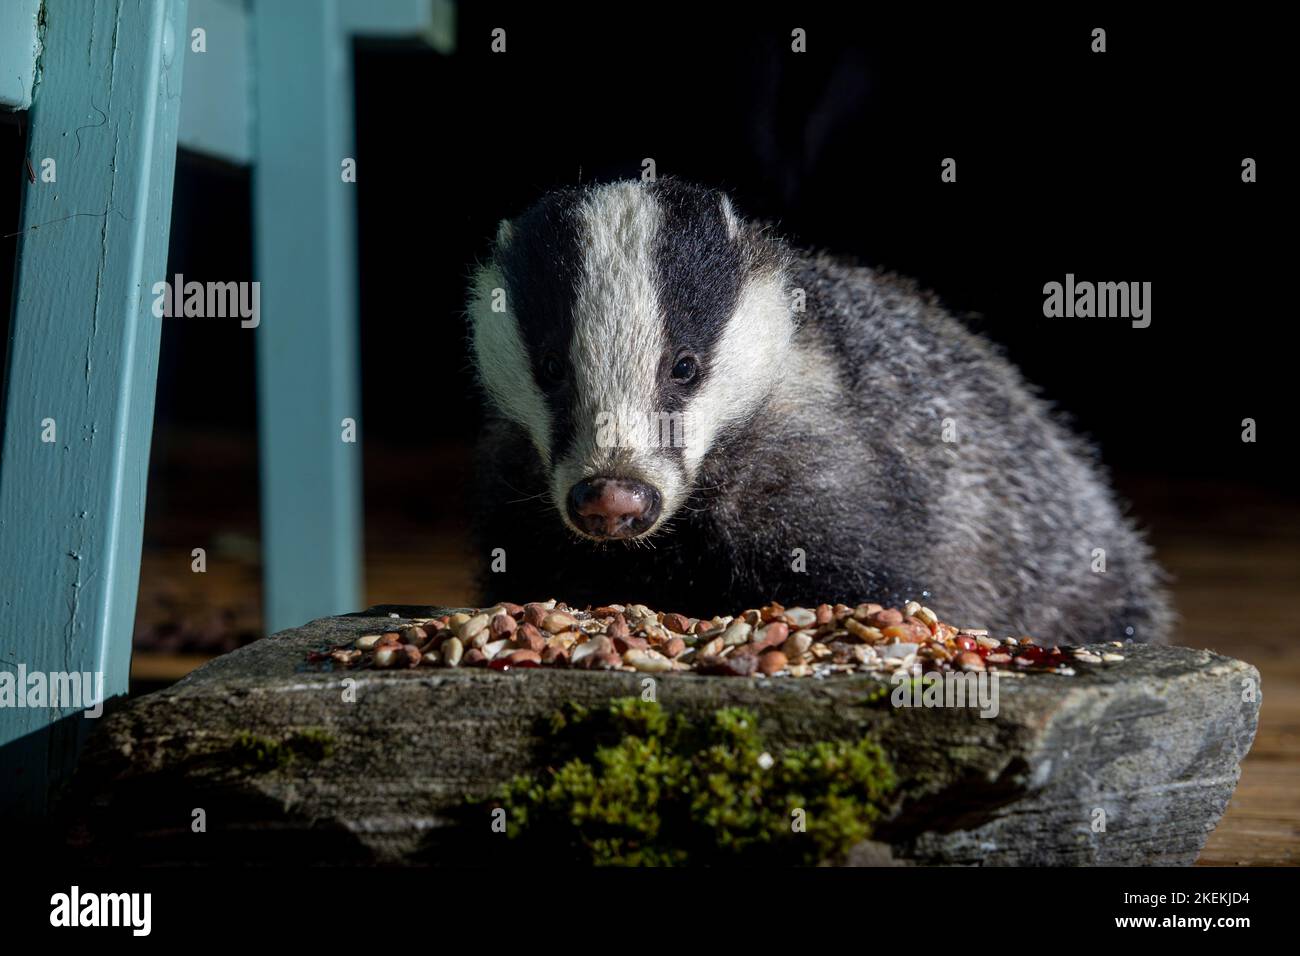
[567, 477, 662, 538]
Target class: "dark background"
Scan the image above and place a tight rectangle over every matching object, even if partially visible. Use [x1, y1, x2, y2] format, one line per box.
[1, 5, 1290, 659]
[157, 6, 1288, 480]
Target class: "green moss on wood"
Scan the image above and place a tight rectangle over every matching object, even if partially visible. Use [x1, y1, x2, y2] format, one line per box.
[863, 682, 892, 706]
[229, 729, 336, 771]
[494, 699, 895, 866]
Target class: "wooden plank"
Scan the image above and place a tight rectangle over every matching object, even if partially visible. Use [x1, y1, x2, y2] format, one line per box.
[1129, 507, 1300, 865]
[177, 0, 252, 164]
[340, 0, 456, 52]
[251, 0, 363, 633]
[0, 0, 188, 813]
[176, 0, 455, 164]
[0, 0, 43, 110]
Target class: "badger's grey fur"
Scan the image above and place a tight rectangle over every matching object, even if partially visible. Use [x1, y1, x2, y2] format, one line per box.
[467, 179, 1172, 644]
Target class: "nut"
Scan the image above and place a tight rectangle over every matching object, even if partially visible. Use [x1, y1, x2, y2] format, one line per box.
[571, 635, 613, 666]
[442, 637, 464, 667]
[783, 607, 817, 628]
[542, 610, 578, 634]
[541, 644, 569, 664]
[514, 623, 546, 653]
[721, 620, 752, 646]
[624, 648, 673, 672]
[780, 632, 813, 659]
[456, 614, 490, 642]
[372, 645, 401, 668]
[752, 622, 789, 651]
[844, 618, 883, 643]
[613, 634, 649, 654]
[661, 612, 691, 634]
[489, 613, 517, 639]
[503, 649, 541, 667]
[399, 626, 427, 645]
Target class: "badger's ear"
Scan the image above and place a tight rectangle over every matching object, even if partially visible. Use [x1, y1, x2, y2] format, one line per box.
[495, 218, 514, 249]
[719, 195, 741, 241]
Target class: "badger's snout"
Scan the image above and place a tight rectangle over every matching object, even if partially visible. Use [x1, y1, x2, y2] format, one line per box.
[566, 476, 662, 539]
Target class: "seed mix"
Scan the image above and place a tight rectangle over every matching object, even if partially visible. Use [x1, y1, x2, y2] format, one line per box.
[307, 600, 1126, 679]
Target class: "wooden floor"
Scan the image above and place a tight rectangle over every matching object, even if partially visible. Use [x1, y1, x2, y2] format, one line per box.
[1148, 490, 1300, 866]
[129, 434, 1299, 865]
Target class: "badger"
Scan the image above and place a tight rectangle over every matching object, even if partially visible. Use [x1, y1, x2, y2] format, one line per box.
[466, 178, 1172, 645]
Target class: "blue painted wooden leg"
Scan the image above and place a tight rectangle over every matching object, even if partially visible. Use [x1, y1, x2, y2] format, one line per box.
[251, 0, 364, 634]
[0, 0, 188, 814]
[0, 0, 42, 110]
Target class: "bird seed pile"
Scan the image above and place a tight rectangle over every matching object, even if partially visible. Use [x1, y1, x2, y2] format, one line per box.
[309, 600, 1126, 679]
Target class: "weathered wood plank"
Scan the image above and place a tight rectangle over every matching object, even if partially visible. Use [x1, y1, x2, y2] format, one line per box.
[0, 0, 188, 813]
[251, 0, 363, 633]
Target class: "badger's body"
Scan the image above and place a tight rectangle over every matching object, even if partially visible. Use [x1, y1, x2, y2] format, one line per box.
[467, 179, 1171, 644]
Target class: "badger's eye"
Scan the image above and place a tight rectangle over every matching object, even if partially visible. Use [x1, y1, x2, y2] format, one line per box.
[671, 355, 699, 384]
[540, 352, 566, 384]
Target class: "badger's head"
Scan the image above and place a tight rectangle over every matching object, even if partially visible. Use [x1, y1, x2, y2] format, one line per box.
[469, 179, 792, 541]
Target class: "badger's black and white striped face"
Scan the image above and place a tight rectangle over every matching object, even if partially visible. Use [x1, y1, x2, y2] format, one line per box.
[469, 180, 792, 541]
